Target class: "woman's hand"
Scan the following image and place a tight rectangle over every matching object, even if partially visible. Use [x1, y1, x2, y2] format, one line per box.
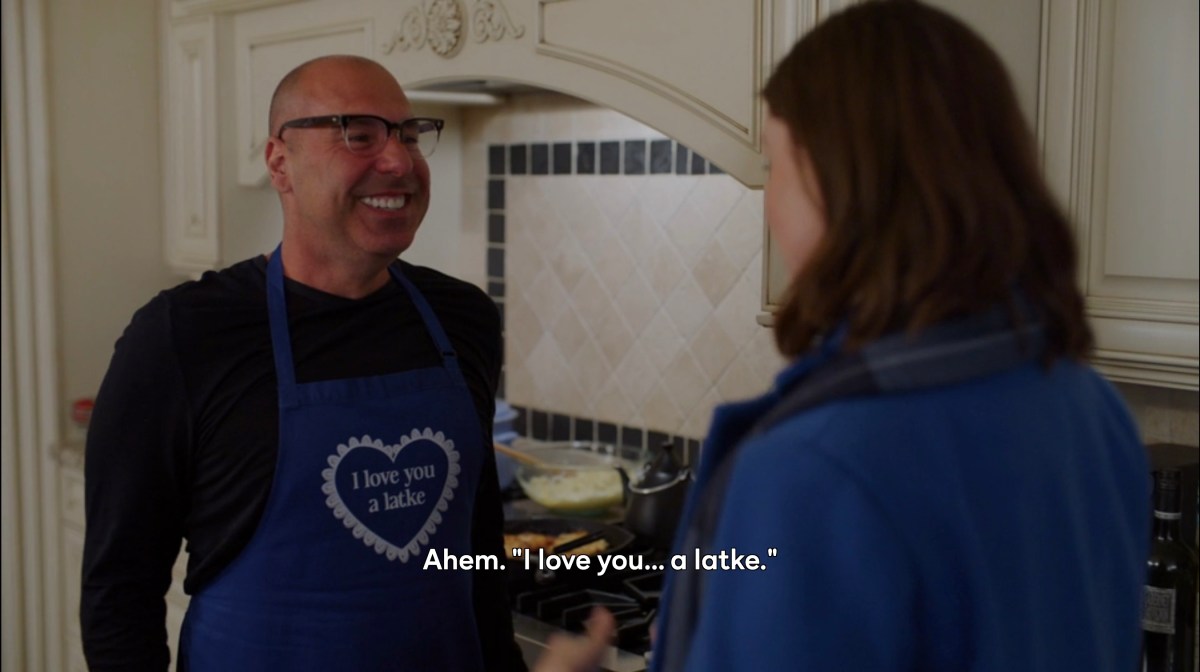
[532, 607, 617, 672]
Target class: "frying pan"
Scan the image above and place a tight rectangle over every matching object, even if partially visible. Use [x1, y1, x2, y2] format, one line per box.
[503, 517, 635, 585]
[504, 517, 635, 555]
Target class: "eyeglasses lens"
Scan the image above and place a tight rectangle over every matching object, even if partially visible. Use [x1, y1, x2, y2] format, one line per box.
[342, 118, 440, 158]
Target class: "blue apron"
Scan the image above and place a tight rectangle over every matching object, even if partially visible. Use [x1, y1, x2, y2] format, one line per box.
[180, 248, 486, 671]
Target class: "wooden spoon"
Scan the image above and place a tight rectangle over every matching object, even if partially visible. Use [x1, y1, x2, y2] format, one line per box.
[493, 442, 548, 468]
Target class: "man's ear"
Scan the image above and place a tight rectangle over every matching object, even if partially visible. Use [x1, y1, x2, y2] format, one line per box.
[265, 137, 291, 193]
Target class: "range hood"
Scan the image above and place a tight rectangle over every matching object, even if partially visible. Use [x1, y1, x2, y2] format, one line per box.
[408, 80, 556, 107]
[228, 0, 772, 188]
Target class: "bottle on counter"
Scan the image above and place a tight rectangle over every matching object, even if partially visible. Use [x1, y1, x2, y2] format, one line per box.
[1140, 468, 1198, 672]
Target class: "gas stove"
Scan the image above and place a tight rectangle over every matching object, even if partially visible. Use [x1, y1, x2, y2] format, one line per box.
[505, 527, 666, 671]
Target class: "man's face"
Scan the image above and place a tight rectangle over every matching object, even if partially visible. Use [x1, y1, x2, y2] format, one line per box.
[266, 61, 432, 265]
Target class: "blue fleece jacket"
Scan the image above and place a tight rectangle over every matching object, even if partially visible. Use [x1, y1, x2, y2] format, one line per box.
[653, 341, 1150, 671]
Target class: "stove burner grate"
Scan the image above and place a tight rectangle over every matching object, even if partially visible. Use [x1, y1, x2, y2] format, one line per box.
[511, 565, 665, 657]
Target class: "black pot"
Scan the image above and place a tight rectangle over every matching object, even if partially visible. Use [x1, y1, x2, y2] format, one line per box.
[623, 443, 693, 549]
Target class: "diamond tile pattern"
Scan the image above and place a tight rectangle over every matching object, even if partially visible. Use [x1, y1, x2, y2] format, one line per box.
[505, 173, 784, 435]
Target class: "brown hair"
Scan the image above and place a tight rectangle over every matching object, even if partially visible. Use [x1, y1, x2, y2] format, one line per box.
[763, 0, 1091, 362]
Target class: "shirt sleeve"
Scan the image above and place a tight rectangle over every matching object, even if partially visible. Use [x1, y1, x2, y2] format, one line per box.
[680, 443, 918, 672]
[81, 295, 190, 671]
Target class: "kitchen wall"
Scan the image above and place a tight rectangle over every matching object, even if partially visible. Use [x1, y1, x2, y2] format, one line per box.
[461, 94, 1199, 453]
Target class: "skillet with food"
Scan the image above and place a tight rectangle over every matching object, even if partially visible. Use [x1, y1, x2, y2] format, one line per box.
[504, 517, 634, 556]
[503, 517, 634, 584]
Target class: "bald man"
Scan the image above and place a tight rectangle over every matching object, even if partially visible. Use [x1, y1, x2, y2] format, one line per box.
[82, 55, 525, 671]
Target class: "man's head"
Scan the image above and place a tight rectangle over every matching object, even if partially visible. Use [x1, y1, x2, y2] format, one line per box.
[265, 55, 433, 270]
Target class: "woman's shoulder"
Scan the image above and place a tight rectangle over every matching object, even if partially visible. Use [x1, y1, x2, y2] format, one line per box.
[721, 391, 965, 521]
[724, 404, 880, 501]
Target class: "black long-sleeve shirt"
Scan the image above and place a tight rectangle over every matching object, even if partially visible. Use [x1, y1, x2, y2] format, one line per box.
[81, 256, 525, 671]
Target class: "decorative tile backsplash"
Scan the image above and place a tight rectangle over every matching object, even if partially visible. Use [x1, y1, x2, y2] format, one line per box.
[464, 95, 784, 459]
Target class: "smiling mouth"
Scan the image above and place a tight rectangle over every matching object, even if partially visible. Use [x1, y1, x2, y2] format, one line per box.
[360, 195, 408, 211]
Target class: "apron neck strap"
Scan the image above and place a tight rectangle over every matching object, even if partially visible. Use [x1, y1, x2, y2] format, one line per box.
[386, 264, 460, 373]
[266, 245, 297, 395]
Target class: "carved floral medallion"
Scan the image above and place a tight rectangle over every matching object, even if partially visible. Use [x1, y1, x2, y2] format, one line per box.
[384, 0, 525, 57]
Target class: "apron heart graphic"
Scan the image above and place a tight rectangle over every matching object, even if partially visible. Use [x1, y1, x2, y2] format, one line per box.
[321, 430, 461, 562]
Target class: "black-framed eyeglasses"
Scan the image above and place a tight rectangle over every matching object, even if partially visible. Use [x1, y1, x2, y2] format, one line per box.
[276, 115, 445, 158]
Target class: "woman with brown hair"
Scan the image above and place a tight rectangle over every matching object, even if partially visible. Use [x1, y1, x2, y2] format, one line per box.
[535, 2, 1150, 671]
[648, 2, 1149, 670]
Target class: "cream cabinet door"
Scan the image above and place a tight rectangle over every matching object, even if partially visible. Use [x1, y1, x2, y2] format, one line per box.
[1042, 0, 1199, 389]
[231, 1, 375, 187]
[162, 15, 220, 277]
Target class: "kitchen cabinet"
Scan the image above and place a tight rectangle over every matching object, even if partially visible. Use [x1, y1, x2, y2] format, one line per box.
[759, 0, 1199, 391]
[1040, 0, 1198, 390]
[59, 447, 190, 671]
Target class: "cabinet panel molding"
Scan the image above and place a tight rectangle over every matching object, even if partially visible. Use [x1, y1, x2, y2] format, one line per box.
[233, 6, 374, 186]
[1097, 0, 1198, 284]
[163, 17, 220, 276]
[760, 0, 853, 319]
[171, 0, 300, 20]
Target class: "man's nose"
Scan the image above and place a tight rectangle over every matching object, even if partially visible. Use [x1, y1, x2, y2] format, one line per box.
[374, 132, 417, 174]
